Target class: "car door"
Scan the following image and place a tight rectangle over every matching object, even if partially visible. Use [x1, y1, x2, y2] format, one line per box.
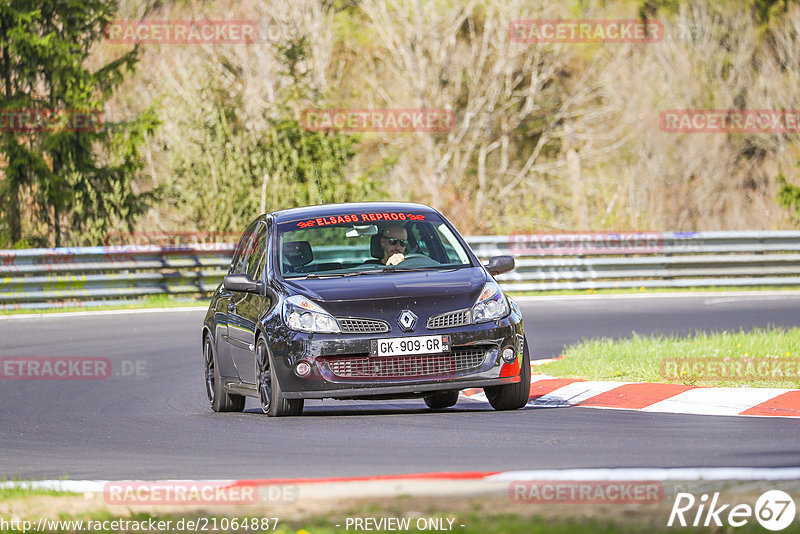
[215, 222, 258, 379]
[227, 221, 268, 386]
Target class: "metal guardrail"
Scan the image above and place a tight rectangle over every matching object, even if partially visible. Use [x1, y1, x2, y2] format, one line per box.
[473, 231, 800, 292]
[0, 244, 234, 309]
[2, 231, 800, 309]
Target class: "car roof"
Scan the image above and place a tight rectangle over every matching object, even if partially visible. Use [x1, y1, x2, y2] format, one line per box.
[269, 202, 439, 222]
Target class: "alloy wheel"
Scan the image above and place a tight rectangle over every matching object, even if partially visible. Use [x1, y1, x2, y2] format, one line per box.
[257, 341, 272, 413]
[204, 338, 215, 404]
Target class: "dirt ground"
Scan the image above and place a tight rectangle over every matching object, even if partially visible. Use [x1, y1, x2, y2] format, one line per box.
[2, 479, 799, 530]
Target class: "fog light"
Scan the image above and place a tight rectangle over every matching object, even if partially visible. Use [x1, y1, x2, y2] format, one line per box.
[502, 347, 516, 363]
[295, 361, 311, 377]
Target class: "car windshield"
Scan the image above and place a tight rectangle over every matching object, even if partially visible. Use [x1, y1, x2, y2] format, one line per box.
[277, 210, 473, 278]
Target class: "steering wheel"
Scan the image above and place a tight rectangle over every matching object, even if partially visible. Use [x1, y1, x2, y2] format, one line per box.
[395, 253, 439, 267]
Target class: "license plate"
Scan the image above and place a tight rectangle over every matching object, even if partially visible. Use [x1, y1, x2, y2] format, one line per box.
[370, 335, 450, 357]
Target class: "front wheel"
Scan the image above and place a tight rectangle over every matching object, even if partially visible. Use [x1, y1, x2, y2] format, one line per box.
[485, 335, 531, 411]
[204, 334, 245, 412]
[256, 337, 303, 417]
[424, 390, 460, 409]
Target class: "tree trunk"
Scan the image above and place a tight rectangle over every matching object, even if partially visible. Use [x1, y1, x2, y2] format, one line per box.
[53, 204, 61, 248]
[261, 172, 269, 214]
[9, 183, 21, 244]
[567, 148, 588, 229]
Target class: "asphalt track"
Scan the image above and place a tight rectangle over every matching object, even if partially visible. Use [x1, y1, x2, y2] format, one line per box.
[1, 292, 798, 480]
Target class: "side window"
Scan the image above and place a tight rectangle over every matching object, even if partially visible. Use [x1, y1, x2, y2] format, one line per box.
[436, 224, 469, 264]
[245, 224, 267, 280]
[407, 224, 430, 256]
[229, 221, 259, 274]
[412, 221, 449, 263]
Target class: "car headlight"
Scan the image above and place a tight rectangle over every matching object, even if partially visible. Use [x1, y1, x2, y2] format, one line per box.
[471, 281, 510, 323]
[282, 295, 340, 333]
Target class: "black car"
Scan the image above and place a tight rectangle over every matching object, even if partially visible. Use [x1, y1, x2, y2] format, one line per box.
[202, 202, 530, 416]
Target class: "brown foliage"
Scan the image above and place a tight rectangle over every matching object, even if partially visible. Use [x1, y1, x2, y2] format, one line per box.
[99, 0, 800, 235]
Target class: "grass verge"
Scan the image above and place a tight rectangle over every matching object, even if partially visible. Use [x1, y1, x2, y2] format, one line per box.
[0, 295, 209, 316]
[0, 481, 77, 501]
[537, 326, 800, 388]
[2, 495, 798, 533]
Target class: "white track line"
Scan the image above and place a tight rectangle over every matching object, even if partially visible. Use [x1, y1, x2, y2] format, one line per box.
[4, 290, 800, 320]
[487, 467, 800, 481]
[512, 290, 800, 302]
[642, 387, 792, 416]
[528, 380, 625, 406]
[0, 307, 207, 320]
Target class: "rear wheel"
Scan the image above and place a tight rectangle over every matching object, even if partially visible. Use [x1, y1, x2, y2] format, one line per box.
[204, 334, 245, 412]
[424, 390, 459, 409]
[256, 337, 303, 417]
[485, 335, 531, 411]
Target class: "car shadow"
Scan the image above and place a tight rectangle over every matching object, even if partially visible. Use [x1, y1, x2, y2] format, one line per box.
[241, 398, 565, 417]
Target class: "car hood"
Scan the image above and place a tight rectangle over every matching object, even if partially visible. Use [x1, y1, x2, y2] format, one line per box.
[281, 267, 488, 316]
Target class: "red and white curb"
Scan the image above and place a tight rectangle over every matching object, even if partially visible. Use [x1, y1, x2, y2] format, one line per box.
[0, 467, 800, 497]
[460, 370, 800, 418]
[4, 467, 800, 495]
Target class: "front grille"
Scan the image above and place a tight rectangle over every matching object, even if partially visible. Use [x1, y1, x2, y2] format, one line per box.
[427, 309, 471, 329]
[321, 348, 486, 378]
[337, 317, 390, 334]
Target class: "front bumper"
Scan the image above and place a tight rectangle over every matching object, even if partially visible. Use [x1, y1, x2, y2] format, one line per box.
[264, 313, 525, 400]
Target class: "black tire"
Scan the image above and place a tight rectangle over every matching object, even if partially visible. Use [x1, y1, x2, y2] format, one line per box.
[256, 337, 303, 417]
[204, 334, 245, 412]
[424, 390, 460, 409]
[485, 335, 531, 411]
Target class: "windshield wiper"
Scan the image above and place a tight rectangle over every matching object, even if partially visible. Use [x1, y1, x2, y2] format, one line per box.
[291, 266, 458, 278]
[294, 270, 384, 279]
[382, 266, 440, 273]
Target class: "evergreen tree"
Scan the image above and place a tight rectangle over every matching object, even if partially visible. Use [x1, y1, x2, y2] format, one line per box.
[0, 0, 157, 247]
[777, 171, 800, 225]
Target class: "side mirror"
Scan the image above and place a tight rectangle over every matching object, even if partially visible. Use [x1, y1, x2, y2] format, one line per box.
[223, 273, 264, 295]
[485, 255, 515, 276]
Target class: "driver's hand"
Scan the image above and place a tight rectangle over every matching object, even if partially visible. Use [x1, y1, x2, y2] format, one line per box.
[386, 253, 405, 266]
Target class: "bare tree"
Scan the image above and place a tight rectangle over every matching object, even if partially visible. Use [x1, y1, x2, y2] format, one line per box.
[353, 0, 628, 233]
[598, 1, 800, 230]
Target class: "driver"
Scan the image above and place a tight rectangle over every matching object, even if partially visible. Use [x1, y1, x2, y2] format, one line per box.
[378, 224, 407, 266]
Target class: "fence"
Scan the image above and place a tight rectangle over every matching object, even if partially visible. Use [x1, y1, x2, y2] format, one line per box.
[0, 244, 234, 310]
[2, 231, 800, 309]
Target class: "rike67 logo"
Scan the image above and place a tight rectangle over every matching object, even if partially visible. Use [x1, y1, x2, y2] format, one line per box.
[668, 490, 796, 531]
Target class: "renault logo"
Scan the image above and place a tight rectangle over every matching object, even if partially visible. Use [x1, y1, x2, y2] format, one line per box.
[397, 310, 417, 332]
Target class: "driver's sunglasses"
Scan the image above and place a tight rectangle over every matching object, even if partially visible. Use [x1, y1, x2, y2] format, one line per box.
[384, 237, 407, 247]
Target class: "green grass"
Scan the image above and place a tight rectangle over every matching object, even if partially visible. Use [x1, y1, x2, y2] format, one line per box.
[2, 490, 799, 533]
[538, 326, 800, 388]
[0, 480, 77, 501]
[281, 512, 791, 534]
[0, 295, 209, 316]
[1, 509, 797, 533]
